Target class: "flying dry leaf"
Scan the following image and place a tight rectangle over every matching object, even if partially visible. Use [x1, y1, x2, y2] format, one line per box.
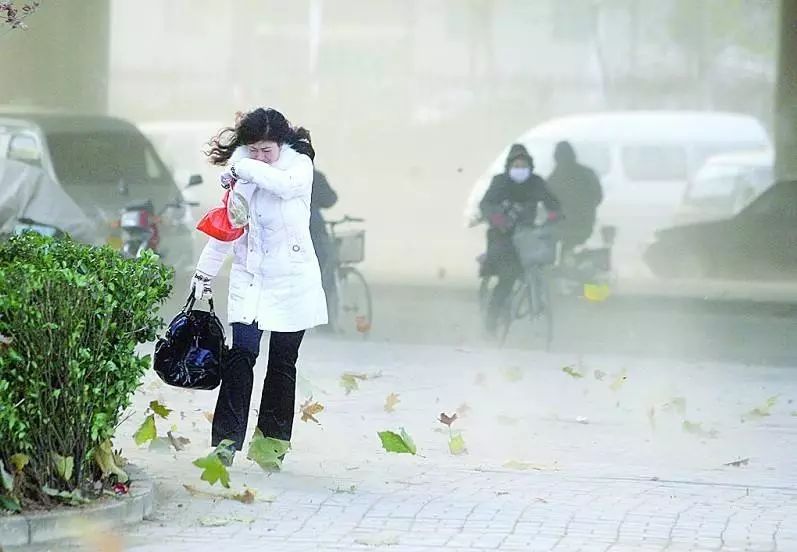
[193, 453, 231, 488]
[724, 458, 750, 467]
[384, 393, 401, 413]
[167, 431, 191, 451]
[742, 395, 779, 421]
[378, 428, 417, 455]
[609, 368, 628, 391]
[502, 366, 523, 382]
[203, 411, 214, 423]
[232, 488, 257, 504]
[340, 372, 364, 394]
[439, 412, 458, 427]
[299, 397, 324, 424]
[247, 429, 291, 471]
[682, 420, 719, 439]
[562, 365, 584, 379]
[149, 400, 172, 419]
[134, 414, 157, 446]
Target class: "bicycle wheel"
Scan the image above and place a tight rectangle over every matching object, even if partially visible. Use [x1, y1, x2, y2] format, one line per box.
[526, 268, 554, 351]
[337, 266, 373, 336]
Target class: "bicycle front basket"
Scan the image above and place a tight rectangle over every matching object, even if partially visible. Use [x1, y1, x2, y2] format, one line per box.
[512, 225, 556, 268]
[335, 230, 365, 263]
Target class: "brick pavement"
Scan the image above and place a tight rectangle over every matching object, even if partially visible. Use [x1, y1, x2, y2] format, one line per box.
[11, 338, 797, 551]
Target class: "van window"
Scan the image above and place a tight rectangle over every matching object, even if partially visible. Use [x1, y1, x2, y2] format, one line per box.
[46, 130, 171, 187]
[526, 140, 611, 178]
[622, 145, 688, 181]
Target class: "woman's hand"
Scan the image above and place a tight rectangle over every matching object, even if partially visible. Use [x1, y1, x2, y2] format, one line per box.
[190, 271, 213, 301]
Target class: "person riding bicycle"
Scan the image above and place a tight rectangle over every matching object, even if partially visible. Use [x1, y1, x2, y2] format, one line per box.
[310, 169, 338, 327]
[479, 144, 561, 336]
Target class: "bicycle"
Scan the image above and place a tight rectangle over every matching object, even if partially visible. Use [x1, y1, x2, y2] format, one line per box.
[479, 222, 556, 350]
[324, 215, 373, 336]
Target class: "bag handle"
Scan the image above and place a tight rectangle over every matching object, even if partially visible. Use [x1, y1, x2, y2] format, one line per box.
[183, 288, 216, 314]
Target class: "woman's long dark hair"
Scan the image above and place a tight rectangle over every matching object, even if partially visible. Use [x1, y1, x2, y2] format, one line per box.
[205, 107, 315, 165]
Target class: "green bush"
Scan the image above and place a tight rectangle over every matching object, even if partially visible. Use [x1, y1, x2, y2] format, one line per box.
[0, 233, 172, 509]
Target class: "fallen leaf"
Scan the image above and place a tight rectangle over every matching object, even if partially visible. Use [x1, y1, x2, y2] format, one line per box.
[439, 412, 458, 427]
[724, 458, 750, 467]
[149, 400, 172, 419]
[609, 368, 628, 391]
[742, 395, 779, 421]
[384, 393, 401, 413]
[93, 440, 129, 483]
[662, 397, 687, 415]
[378, 428, 417, 455]
[183, 484, 270, 504]
[167, 431, 191, 451]
[198, 515, 254, 527]
[9, 453, 29, 473]
[247, 429, 291, 471]
[134, 414, 157, 446]
[593, 370, 606, 381]
[299, 397, 324, 424]
[449, 433, 467, 455]
[503, 460, 556, 471]
[203, 411, 214, 423]
[502, 366, 523, 382]
[193, 453, 231, 488]
[354, 532, 400, 546]
[53, 453, 74, 482]
[682, 420, 719, 439]
[562, 365, 584, 379]
[331, 484, 357, 494]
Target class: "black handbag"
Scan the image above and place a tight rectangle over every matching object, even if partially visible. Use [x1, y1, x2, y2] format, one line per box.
[153, 291, 226, 390]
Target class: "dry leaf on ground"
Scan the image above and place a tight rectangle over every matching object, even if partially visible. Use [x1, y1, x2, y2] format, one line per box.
[562, 365, 584, 379]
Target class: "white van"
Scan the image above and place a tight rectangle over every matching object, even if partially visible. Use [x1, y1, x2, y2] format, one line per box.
[464, 111, 771, 277]
[674, 149, 773, 225]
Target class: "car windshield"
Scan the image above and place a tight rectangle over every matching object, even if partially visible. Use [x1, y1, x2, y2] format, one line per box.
[687, 164, 741, 201]
[46, 130, 171, 187]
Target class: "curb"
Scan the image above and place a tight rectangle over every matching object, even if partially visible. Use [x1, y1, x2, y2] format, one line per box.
[0, 465, 154, 547]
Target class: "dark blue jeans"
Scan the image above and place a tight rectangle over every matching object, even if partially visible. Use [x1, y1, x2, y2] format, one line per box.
[211, 322, 305, 449]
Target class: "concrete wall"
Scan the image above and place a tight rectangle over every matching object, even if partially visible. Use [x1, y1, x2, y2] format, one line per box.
[775, 0, 797, 180]
[0, 0, 110, 113]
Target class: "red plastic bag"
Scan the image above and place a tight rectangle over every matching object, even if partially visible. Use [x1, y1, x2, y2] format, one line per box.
[196, 189, 245, 242]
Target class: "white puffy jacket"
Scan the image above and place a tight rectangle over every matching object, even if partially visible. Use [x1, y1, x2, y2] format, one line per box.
[195, 144, 328, 332]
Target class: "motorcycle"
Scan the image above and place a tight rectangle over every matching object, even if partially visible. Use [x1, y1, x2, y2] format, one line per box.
[119, 194, 199, 263]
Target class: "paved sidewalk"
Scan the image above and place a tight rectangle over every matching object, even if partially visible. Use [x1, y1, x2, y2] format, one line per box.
[23, 338, 797, 551]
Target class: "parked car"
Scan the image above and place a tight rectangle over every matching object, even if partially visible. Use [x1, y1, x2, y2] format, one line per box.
[644, 180, 797, 280]
[674, 149, 773, 226]
[464, 111, 772, 277]
[0, 110, 203, 275]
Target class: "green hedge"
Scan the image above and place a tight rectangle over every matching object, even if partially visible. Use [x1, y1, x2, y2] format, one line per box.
[0, 233, 172, 509]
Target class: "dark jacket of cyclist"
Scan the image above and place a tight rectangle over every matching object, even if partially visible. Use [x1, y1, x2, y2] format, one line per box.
[479, 143, 561, 335]
[310, 170, 338, 327]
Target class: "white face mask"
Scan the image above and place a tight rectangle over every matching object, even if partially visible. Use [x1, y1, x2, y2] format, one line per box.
[509, 167, 531, 183]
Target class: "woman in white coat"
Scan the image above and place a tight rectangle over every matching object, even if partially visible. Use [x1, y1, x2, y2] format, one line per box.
[191, 108, 327, 463]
